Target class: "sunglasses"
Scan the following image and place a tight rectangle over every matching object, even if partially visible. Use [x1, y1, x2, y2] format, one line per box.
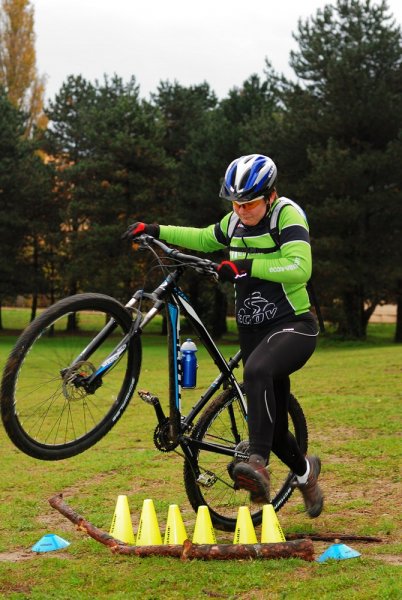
[232, 197, 265, 211]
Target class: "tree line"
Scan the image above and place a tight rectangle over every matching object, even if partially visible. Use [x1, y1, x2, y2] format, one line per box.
[0, 0, 401, 340]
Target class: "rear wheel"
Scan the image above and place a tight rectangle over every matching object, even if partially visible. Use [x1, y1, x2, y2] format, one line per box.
[183, 385, 307, 531]
[1, 293, 141, 460]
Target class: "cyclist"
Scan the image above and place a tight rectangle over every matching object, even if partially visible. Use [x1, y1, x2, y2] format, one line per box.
[125, 154, 323, 518]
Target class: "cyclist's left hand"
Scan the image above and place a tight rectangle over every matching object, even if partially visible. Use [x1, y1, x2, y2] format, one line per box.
[122, 222, 160, 240]
[217, 259, 252, 283]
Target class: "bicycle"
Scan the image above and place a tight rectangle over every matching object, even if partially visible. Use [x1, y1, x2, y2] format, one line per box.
[1, 234, 308, 531]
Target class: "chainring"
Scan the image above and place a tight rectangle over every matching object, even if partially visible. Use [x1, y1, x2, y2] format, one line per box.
[153, 419, 180, 452]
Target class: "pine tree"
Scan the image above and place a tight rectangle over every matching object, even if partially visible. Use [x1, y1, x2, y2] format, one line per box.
[283, 0, 402, 338]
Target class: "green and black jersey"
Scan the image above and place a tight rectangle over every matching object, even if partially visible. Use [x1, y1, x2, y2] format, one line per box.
[159, 197, 312, 331]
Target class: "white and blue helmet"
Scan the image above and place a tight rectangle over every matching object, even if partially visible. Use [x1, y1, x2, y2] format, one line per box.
[219, 154, 277, 203]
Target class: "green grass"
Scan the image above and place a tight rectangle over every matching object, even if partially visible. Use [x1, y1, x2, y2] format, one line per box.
[0, 312, 401, 599]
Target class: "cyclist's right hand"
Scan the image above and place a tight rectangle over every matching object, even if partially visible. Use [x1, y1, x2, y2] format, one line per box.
[122, 222, 160, 240]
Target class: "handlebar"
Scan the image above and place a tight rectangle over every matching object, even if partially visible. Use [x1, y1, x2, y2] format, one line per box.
[134, 234, 219, 277]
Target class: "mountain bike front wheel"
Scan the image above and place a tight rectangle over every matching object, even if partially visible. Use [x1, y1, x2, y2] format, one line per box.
[183, 385, 307, 531]
[1, 293, 141, 460]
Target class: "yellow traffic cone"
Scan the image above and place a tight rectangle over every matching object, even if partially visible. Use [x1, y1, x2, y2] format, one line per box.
[233, 506, 258, 544]
[164, 504, 188, 545]
[192, 505, 217, 544]
[260, 504, 286, 543]
[136, 499, 162, 546]
[109, 495, 135, 544]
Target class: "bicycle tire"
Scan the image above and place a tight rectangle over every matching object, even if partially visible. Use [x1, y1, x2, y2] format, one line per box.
[1, 293, 141, 460]
[183, 385, 308, 531]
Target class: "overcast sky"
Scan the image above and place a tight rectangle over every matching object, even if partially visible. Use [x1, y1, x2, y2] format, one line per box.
[31, 0, 402, 102]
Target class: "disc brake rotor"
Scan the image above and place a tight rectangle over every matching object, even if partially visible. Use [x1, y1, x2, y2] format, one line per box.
[62, 360, 96, 401]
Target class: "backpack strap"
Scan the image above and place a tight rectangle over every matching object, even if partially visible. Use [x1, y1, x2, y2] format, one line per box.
[214, 211, 240, 246]
[226, 211, 241, 243]
[269, 197, 307, 247]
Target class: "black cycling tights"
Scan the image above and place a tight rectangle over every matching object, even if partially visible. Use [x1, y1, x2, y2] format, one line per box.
[239, 317, 318, 476]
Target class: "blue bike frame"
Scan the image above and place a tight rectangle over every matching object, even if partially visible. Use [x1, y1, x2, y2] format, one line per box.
[69, 237, 246, 466]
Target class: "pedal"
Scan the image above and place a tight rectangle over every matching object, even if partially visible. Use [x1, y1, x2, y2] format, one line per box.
[138, 389, 166, 424]
[138, 389, 159, 405]
[196, 471, 217, 488]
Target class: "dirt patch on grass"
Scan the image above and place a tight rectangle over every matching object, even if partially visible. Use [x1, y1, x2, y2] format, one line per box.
[371, 554, 402, 566]
[36, 507, 74, 533]
[0, 580, 33, 595]
[0, 549, 71, 562]
[48, 470, 120, 499]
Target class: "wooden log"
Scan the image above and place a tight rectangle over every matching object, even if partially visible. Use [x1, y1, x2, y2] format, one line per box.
[49, 493, 314, 561]
[109, 539, 314, 561]
[179, 539, 315, 561]
[110, 544, 183, 558]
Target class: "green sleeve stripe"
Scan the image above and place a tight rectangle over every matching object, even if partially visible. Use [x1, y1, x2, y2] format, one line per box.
[159, 223, 226, 253]
[251, 240, 312, 283]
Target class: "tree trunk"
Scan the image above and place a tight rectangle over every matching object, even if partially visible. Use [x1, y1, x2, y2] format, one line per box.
[66, 281, 78, 331]
[395, 280, 402, 343]
[337, 290, 367, 339]
[67, 312, 78, 332]
[30, 292, 38, 322]
[363, 300, 377, 332]
[30, 236, 39, 322]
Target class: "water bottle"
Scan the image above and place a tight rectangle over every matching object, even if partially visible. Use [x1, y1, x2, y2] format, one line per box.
[180, 338, 198, 388]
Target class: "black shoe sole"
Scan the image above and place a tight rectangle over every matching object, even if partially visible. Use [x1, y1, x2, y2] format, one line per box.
[233, 463, 270, 504]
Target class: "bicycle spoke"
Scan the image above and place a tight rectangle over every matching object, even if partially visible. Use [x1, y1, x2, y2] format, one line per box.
[184, 387, 307, 531]
[2, 296, 140, 457]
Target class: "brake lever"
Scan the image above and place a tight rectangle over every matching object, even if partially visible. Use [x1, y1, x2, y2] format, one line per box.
[193, 261, 219, 280]
[132, 234, 154, 251]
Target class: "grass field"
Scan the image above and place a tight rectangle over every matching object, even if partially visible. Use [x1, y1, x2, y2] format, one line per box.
[0, 311, 401, 599]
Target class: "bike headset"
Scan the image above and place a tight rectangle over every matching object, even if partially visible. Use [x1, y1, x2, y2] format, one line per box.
[219, 154, 277, 204]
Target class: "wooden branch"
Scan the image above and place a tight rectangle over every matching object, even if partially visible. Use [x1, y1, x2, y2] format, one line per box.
[111, 538, 315, 561]
[179, 539, 315, 561]
[49, 493, 122, 550]
[49, 494, 314, 561]
[285, 532, 382, 543]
